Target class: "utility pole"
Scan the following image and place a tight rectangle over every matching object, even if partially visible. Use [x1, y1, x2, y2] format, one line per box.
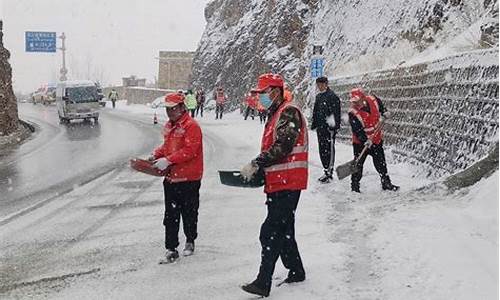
[58, 32, 67, 81]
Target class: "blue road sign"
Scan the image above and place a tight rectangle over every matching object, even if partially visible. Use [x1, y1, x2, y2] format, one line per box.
[310, 57, 325, 78]
[25, 31, 56, 52]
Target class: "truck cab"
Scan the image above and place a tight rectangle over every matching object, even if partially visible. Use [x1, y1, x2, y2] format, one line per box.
[56, 80, 101, 123]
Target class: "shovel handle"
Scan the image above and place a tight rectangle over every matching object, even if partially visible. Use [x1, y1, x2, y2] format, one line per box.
[355, 144, 370, 163]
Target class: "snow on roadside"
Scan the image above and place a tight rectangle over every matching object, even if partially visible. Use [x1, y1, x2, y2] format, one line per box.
[368, 172, 499, 300]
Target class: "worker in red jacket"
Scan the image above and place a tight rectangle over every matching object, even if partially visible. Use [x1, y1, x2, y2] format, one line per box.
[244, 91, 258, 120]
[348, 88, 399, 193]
[150, 92, 204, 264]
[214, 86, 226, 120]
[240, 73, 308, 297]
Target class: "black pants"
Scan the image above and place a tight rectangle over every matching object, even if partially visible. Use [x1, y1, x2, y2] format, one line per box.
[196, 103, 204, 117]
[189, 109, 196, 118]
[163, 180, 201, 250]
[244, 107, 255, 120]
[216, 104, 224, 119]
[255, 190, 305, 292]
[351, 141, 389, 189]
[259, 111, 267, 124]
[316, 127, 336, 172]
[111, 100, 116, 108]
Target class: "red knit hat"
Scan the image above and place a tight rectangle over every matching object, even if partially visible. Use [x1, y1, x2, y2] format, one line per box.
[350, 88, 366, 101]
[252, 73, 284, 93]
[164, 92, 185, 107]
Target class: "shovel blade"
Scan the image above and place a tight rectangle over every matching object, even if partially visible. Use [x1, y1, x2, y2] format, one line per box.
[335, 160, 358, 180]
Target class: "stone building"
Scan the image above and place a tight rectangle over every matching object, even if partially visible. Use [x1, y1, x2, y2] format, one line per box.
[157, 51, 194, 90]
[122, 75, 146, 87]
[0, 20, 18, 136]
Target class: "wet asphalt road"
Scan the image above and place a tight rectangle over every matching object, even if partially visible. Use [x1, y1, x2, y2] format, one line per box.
[0, 103, 160, 219]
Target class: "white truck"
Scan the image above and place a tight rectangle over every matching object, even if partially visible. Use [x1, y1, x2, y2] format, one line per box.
[56, 80, 101, 123]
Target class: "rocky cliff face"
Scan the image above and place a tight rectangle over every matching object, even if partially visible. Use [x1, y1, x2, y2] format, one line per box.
[192, 0, 498, 107]
[0, 21, 19, 136]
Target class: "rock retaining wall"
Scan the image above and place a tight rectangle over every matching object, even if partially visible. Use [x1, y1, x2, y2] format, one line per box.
[332, 49, 499, 177]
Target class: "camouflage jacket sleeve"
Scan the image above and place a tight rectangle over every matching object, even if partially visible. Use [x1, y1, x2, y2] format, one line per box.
[253, 107, 302, 168]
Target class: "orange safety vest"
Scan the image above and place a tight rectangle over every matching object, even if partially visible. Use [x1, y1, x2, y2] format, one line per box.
[260, 102, 308, 193]
[349, 95, 382, 145]
[216, 91, 225, 104]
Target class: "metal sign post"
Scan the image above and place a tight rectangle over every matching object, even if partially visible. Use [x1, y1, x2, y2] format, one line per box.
[58, 33, 67, 81]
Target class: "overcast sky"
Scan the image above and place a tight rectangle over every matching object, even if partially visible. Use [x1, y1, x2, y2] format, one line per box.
[0, 0, 210, 93]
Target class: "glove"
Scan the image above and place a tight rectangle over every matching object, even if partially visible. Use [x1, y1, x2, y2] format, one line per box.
[364, 139, 373, 148]
[240, 162, 259, 181]
[153, 158, 171, 170]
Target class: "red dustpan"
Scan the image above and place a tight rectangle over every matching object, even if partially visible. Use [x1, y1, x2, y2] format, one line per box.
[130, 158, 168, 177]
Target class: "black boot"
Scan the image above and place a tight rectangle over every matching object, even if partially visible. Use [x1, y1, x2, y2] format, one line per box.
[283, 270, 305, 283]
[241, 280, 270, 297]
[381, 175, 400, 191]
[318, 170, 333, 183]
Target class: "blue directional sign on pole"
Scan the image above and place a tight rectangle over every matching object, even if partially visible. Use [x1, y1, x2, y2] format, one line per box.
[25, 31, 57, 52]
[310, 56, 325, 78]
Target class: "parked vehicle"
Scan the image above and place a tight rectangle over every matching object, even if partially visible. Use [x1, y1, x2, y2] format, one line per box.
[56, 80, 101, 124]
[31, 84, 56, 105]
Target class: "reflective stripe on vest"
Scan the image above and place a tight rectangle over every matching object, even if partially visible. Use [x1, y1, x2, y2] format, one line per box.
[261, 102, 308, 193]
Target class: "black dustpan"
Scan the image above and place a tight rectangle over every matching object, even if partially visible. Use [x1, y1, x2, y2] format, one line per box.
[218, 169, 265, 188]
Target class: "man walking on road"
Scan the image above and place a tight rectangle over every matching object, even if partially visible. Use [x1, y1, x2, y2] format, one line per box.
[240, 73, 308, 297]
[348, 88, 399, 193]
[311, 76, 341, 183]
[185, 89, 197, 118]
[149, 92, 204, 264]
[195, 88, 205, 117]
[214, 86, 226, 120]
[108, 88, 119, 109]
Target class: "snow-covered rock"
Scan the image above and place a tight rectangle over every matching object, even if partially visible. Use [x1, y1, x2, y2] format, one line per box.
[192, 0, 499, 108]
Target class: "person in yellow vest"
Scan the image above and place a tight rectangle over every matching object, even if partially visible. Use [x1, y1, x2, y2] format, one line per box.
[185, 89, 197, 118]
[240, 73, 308, 297]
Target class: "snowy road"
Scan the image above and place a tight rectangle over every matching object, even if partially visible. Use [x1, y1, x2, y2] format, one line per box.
[0, 105, 497, 299]
[0, 103, 160, 219]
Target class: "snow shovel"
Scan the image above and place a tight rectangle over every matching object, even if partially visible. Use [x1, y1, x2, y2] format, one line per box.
[218, 168, 265, 188]
[335, 144, 369, 180]
[130, 158, 168, 177]
[336, 119, 386, 180]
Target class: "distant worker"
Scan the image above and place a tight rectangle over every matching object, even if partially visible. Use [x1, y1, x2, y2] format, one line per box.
[257, 101, 267, 124]
[244, 91, 258, 120]
[108, 88, 119, 109]
[348, 88, 400, 193]
[185, 89, 197, 118]
[214, 86, 226, 120]
[196, 88, 206, 117]
[311, 76, 341, 183]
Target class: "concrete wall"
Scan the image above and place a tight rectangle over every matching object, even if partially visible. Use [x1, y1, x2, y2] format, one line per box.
[331, 49, 499, 177]
[103, 86, 174, 105]
[158, 51, 194, 90]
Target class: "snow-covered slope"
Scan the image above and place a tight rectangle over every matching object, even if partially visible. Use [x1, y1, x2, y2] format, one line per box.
[192, 0, 498, 106]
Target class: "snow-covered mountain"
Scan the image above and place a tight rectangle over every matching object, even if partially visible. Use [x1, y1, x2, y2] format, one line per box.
[192, 0, 498, 107]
